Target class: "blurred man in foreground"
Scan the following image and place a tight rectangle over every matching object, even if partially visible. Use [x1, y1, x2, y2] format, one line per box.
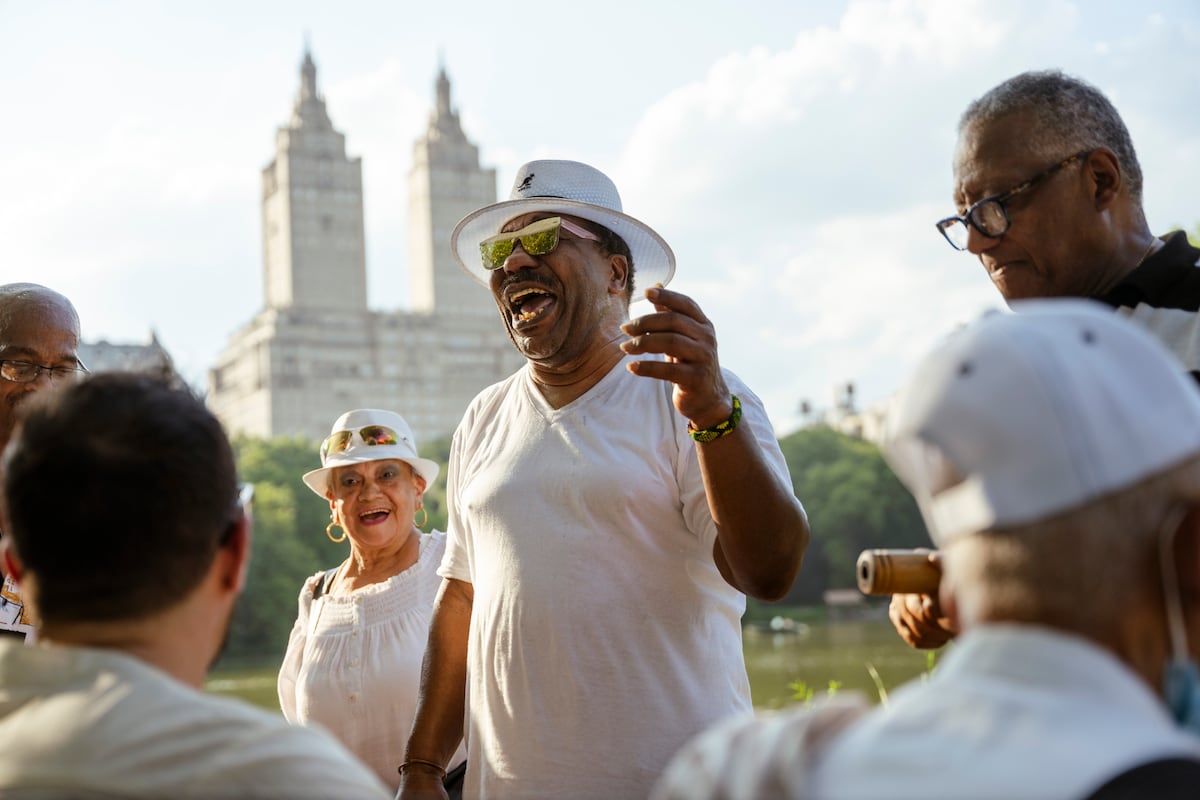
[653, 301, 1200, 799]
[0, 372, 390, 798]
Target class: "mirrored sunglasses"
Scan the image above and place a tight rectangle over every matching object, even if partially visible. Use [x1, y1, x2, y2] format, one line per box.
[320, 425, 403, 461]
[478, 216, 600, 270]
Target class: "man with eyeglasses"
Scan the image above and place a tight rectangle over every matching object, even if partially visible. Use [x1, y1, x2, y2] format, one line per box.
[0, 282, 87, 641]
[397, 160, 809, 800]
[893, 69, 1200, 653]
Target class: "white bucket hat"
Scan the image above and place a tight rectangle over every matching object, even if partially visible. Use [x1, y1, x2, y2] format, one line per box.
[883, 299, 1200, 545]
[302, 409, 440, 498]
[450, 159, 676, 299]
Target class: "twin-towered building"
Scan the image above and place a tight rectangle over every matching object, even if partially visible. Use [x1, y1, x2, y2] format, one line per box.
[206, 50, 524, 445]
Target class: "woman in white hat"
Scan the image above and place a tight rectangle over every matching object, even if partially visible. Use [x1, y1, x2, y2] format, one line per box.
[277, 409, 465, 791]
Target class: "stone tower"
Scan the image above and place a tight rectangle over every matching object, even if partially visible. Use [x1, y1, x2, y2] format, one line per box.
[407, 65, 498, 320]
[261, 49, 367, 312]
[208, 53, 523, 444]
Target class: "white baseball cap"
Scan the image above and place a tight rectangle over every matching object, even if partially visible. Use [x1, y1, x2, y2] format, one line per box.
[883, 299, 1200, 545]
[302, 409, 439, 497]
[450, 159, 675, 299]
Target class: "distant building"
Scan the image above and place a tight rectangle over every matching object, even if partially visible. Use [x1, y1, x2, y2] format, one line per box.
[805, 381, 889, 446]
[207, 50, 523, 444]
[79, 333, 174, 376]
[830, 402, 889, 446]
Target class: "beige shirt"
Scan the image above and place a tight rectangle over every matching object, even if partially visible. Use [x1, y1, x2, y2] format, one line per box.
[0, 640, 390, 799]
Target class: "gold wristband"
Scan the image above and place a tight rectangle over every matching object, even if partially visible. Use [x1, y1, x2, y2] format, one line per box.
[688, 395, 742, 443]
[398, 757, 446, 778]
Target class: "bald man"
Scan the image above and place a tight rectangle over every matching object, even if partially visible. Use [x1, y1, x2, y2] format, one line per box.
[0, 283, 85, 640]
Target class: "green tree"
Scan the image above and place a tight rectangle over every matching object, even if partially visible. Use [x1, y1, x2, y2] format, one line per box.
[222, 436, 333, 660]
[421, 435, 452, 533]
[777, 426, 929, 604]
[218, 423, 925, 659]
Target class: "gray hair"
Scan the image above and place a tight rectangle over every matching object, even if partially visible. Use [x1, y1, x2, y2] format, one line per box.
[944, 452, 1200, 640]
[959, 69, 1144, 206]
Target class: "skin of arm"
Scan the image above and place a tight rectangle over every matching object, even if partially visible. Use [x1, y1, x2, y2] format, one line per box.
[621, 286, 809, 601]
[396, 577, 473, 800]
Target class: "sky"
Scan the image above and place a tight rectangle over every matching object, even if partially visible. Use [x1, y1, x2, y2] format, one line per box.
[3, 0, 1198, 435]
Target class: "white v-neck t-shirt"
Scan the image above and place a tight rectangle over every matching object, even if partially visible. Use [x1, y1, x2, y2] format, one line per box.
[442, 355, 795, 799]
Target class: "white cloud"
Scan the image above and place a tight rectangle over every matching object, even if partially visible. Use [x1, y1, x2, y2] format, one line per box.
[612, 0, 1199, 434]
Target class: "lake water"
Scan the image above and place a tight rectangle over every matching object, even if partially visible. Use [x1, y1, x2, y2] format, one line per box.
[207, 617, 935, 713]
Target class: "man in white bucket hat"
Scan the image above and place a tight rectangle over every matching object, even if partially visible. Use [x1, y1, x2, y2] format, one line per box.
[398, 160, 810, 800]
[653, 300, 1200, 800]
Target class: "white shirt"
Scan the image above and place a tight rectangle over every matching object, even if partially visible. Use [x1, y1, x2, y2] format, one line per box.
[0, 640, 389, 799]
[442, 357, 795, 799]
[653, 625, 1200, 800]
[278, 530, 463, 790]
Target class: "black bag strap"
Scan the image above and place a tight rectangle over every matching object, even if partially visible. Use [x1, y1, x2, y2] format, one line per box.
[311, 567, 339, 600]
[442, 760, 467, 800]
[1084, 757, 1200, 799]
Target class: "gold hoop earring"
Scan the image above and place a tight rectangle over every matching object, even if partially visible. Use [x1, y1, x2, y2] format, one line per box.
[326, 520, 347, 543]
[414, 507, 428, 529]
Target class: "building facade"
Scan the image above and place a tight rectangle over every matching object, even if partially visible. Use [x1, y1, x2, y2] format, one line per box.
[78, 333, 175, 376]
[208, 52, 522, 444]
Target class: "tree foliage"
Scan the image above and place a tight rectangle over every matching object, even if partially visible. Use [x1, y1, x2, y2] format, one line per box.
[220, 423, 925, 660]
[776, 425, 930, 604]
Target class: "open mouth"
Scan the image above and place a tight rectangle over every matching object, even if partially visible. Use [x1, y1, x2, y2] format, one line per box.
[359, 508, 391, 524]
[507, 286, 557, 327]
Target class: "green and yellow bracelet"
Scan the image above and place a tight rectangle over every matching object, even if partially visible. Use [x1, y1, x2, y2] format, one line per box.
[688, 395, 742, 443]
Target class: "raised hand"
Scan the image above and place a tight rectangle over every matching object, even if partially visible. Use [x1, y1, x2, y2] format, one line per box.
[620, 285, 732, 429]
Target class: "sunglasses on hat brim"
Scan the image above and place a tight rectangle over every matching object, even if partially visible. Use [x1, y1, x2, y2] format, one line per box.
[320, 425, 403, 461]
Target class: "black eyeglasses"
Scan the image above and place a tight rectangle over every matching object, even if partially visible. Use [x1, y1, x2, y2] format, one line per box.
[0, 359, 89, 384]
[935, 150, 1091, 251]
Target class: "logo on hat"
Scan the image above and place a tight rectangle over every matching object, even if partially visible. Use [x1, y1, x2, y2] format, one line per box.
[517, 173, 535, 192]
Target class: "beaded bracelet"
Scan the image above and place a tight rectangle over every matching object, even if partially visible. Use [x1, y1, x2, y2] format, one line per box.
[688, 395, 742, 443]
[398, 757, 447, 779]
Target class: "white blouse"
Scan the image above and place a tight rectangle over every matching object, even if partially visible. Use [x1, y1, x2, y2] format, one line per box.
[277, 530, 463, 790]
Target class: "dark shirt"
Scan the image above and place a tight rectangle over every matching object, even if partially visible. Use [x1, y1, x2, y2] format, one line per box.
[1098, 230, 1200, 382]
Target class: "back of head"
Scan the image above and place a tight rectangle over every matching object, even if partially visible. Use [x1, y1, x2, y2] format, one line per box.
[883, 300, 1200, 632]
[1, 372, 239, 624]
[960, 69, 1144, 206]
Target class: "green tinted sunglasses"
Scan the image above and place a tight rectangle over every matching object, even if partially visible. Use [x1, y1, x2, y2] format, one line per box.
[479, 216, 600, 270]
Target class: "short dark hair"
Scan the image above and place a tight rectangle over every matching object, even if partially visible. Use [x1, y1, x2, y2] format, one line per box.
[959, 69, 1144, 205]
[576, 220, 636, 304]
[2, 372, 240, 624]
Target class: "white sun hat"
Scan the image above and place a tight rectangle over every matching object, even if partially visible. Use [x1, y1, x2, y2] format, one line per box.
[882, 299, 1200, 545]
[450, 159, 676, 299]
[302, 409, 440, 498]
